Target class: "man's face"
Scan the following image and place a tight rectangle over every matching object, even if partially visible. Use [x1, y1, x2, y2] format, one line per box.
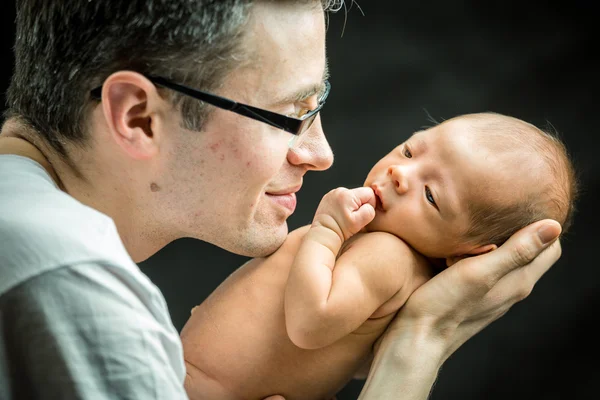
[163, 3, 333, 257]
[364, 117, 511, 258]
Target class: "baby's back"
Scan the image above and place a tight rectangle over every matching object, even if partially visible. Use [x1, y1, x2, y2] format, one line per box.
[181, 226, 428, 400]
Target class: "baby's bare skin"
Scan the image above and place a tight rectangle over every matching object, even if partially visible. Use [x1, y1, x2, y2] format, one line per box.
[181, 225, 432, 400]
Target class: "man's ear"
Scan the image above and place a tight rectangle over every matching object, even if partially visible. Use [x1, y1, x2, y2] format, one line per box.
[445, 243, 498, 267]
[101, 71, 163, 160]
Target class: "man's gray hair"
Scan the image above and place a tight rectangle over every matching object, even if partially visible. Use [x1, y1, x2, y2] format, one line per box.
[5, 0, 346, 159]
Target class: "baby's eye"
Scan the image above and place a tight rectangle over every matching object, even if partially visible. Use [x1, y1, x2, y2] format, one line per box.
[403, 146, 412, 158]
[425, 186, 436, 206]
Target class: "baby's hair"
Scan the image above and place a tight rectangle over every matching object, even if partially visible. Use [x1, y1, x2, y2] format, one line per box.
[461, 112, 579, 247]
[420, 108, 442, 129]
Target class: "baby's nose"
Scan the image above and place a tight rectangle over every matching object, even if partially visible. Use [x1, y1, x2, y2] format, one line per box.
[387, 165, 409, 194]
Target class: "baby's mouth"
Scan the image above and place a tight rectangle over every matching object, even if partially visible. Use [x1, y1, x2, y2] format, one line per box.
[374, 191, 385, 212]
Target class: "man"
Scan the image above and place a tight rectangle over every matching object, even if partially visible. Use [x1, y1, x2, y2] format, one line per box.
[0, 1, 562, 399]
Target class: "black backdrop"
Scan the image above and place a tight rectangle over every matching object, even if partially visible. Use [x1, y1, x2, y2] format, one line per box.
[1, 2, 598, 399]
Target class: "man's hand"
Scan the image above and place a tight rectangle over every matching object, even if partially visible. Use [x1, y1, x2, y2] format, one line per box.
[358, 219, 562, 400]
[312, 187, 376, 245]
[377, 219, 562, 363]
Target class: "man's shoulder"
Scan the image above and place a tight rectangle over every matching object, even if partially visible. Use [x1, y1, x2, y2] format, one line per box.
[269, 224, 312, 256]
[0, 157, 134, 295]
[0, 260, 186, 399]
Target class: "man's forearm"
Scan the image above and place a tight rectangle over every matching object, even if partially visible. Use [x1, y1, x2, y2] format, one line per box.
[358, 327, 445, 400]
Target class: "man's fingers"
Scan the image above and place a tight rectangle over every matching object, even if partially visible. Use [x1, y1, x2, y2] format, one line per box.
[510, 220, 561, 265]
[493, 239, 562, 302]
[471, 219, 562, 279]
[509, 222, 561, 268]
[514, 236, 562, 285]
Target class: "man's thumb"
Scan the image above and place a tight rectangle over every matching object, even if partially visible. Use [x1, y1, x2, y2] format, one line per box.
[509, 220, 562, 267]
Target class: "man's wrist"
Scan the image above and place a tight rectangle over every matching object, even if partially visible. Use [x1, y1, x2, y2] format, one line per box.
[358, 322, 447, 400]
[380, 321, 446, 371]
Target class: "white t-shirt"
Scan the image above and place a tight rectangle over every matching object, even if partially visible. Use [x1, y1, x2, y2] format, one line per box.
[0, 155, 188, 399]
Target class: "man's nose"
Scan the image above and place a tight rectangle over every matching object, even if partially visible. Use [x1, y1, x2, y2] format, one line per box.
[387, 165, 409, 194]
[286, 116, 334, 171]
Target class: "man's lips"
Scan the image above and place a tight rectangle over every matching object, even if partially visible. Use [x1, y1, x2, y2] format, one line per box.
[266, 185, 302, 196]
[266, 185, 301, 213]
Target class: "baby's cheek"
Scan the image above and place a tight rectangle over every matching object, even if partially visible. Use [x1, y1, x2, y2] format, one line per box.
[365, 213, 385, 233]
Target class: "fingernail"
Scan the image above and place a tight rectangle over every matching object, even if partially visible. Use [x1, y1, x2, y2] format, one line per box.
[538, 224, 559, 244]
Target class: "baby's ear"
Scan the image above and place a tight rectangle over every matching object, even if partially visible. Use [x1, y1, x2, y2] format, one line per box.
[445, 244, 498, 267]
[467, 243, 498, 256]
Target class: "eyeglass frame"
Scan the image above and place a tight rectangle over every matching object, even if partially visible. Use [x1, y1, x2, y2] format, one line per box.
[90, 76, 330, 138]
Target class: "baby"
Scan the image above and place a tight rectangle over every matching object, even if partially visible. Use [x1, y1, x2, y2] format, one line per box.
[181, 112, 577, 400]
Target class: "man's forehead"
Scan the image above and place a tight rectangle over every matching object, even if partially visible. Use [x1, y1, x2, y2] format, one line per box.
[241, 2, 327, 102]
[271, 63, 330, 105]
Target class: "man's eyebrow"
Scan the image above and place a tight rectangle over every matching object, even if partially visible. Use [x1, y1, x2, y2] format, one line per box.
[272, 63, 330, 106]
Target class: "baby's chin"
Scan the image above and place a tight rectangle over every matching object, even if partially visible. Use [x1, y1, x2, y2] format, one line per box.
[363, 219, 381, 234]
[428, 257, 448, 271]
[367, 208, 388, 225]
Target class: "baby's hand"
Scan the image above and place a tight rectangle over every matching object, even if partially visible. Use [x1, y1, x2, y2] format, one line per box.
[312, 187, 377, 243]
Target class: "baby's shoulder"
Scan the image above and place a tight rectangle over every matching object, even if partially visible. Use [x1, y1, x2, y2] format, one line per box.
[340, 231, 426, 269]
[344, 230, 414, 254]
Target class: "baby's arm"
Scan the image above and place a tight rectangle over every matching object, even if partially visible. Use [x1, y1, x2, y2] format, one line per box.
[284, 187, 420, 350]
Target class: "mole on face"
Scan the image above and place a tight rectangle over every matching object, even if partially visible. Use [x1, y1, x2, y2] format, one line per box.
[150, 183, 160, 192]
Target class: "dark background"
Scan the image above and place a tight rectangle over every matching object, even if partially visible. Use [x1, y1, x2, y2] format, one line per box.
[1, 1, 598, 399]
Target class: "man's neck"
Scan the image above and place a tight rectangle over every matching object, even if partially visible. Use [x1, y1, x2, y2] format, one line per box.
[0, 122, 64, 189]
[0, 118, 167, 262]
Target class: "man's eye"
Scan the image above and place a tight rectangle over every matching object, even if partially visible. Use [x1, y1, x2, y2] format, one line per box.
[403, 146, 412, 158]
[425, 186, 436, 206]
[288, 107, 310, 119]
[286, 103, 310, 119]
[297, 108, 310, 118]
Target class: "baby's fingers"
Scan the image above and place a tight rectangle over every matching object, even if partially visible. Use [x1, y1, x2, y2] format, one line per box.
[351, 186, 376, 209]
[349, 187, 376, 227]
[353, 202, 376, 229]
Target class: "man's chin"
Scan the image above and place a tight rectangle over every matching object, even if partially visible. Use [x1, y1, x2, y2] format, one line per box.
[225, 221, 289, 258]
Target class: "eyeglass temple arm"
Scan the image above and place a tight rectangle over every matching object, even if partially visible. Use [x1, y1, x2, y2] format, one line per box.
[90, 76, 305, 134]
[150, 77, 303, 134]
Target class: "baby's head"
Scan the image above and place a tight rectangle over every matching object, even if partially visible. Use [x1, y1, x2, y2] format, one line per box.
[364, 112, 578, 264]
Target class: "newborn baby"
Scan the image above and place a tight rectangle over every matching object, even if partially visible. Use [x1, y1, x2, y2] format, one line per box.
[181, 112, 577, 400]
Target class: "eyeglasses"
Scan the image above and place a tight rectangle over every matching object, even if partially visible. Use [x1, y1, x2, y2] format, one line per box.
[90, 76, 330, 148]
